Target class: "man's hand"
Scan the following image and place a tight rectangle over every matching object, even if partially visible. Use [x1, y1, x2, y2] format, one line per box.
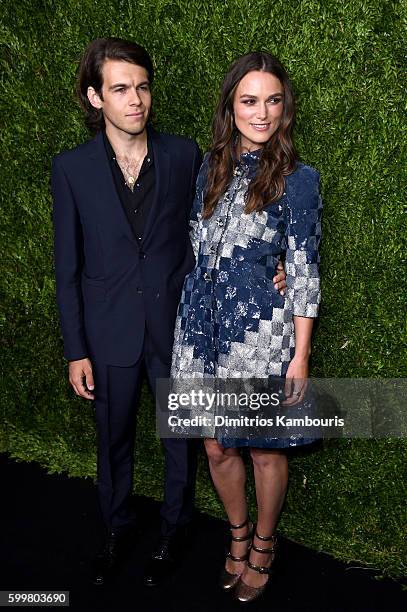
[69, 358, 95, 400]
[273, 260, 287, 296]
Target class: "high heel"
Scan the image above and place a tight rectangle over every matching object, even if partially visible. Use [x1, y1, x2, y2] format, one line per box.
[219, 518, 253, 591]
[234, 529, 277, 603]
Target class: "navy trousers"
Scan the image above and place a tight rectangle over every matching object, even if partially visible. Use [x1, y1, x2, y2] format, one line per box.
[92, 331, 198, 535]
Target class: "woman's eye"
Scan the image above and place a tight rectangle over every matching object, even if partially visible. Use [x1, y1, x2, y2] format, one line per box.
[242, 99, 255, 105]
[269, 97, 282, 105]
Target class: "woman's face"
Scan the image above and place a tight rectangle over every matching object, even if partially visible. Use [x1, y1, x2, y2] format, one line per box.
[232, 70, 284, 152]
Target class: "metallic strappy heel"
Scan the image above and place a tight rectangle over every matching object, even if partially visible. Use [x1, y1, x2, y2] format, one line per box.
[234, 529, 277, 603]
[219, 518, 253, 591]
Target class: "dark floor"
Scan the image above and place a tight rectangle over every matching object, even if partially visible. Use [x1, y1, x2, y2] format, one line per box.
[0, 453, 405, 612]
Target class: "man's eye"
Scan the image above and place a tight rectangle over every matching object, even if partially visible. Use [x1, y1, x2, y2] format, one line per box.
[115, 88, 126, 93]
[139, 85, 150, 92]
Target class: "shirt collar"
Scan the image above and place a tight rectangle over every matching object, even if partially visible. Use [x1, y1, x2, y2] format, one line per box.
[102, 128, 153, 166]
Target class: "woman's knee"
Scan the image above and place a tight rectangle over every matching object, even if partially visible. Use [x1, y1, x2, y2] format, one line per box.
[204, 438, 236, 465]
[249, 448, 287, 471]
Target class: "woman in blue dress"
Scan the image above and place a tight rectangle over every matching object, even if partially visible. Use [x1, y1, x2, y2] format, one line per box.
[171, 52, 322, 603]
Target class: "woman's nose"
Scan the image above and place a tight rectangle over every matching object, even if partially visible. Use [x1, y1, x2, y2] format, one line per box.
[256, 103, 268, 120]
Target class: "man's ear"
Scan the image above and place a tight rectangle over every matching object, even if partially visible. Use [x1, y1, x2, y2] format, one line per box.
[87, 86, 103, 110]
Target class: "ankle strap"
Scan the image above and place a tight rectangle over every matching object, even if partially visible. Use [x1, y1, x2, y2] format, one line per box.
[252, 531, 277, 552]
[252, 543, 276, 554]
[230, 520, 253, 542]
[227, 549, 251, 563]
[255, 530, 277, 542]
[229, 518, 249, 530]
[247, 559, 273, 575]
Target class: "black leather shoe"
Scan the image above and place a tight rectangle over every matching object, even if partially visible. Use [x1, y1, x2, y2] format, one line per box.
[91, 527, 134, 585]
[143, 529, 187, 587]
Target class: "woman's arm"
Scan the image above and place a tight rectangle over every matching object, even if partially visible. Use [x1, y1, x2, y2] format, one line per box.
[284, 167, 323, 398]
[285, 317, 314, 399]
[293, 316, 314, 361]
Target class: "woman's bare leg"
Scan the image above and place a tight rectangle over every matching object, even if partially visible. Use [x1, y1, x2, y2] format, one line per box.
[241, 448, 288, 588]
[204, 439, 250, 574]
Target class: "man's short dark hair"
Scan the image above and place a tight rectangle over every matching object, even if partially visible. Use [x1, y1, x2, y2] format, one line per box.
[76, 37, 154, 133]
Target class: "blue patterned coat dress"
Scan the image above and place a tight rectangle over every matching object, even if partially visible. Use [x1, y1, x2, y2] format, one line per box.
[170, 150, 322, 448]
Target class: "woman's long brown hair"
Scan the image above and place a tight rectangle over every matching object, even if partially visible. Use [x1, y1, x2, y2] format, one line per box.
[203, 52, 298, 219]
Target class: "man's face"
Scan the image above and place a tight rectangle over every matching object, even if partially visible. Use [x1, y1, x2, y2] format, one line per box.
[88, 59, 152, 136]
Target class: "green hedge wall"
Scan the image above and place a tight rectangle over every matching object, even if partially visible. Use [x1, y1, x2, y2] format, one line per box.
[1, 0, 406, 578]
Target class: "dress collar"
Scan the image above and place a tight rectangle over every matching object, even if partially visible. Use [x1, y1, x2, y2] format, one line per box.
[238, 147, 262, 167]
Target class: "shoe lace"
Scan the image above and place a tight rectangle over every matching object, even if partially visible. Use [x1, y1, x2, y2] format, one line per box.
[153, 535, 172, 560]
[105, 530, 118, 556]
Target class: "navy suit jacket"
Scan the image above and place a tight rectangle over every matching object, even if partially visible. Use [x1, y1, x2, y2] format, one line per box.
[52, 127, 202, 366]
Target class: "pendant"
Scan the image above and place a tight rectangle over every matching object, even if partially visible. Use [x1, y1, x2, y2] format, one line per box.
[127, 176, 135, 185]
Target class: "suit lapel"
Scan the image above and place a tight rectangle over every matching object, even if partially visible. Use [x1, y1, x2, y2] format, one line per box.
[88, 131, 137, 245]
[142, 127, 170, 246]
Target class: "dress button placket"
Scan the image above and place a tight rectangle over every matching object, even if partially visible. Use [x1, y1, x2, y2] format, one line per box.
[212, 169, 245, 377]
[213, 170, 242, 271]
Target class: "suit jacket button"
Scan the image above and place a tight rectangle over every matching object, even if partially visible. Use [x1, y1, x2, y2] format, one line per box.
[139, 252, 146, 259]
[136, 287, 143, 294]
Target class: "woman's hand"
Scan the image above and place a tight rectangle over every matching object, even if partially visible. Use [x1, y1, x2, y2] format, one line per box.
[283, 355, 309, 406]
[273, 260, 287, 296]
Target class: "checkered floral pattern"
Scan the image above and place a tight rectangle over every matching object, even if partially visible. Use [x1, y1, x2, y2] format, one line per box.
[170, 151, 322, 447]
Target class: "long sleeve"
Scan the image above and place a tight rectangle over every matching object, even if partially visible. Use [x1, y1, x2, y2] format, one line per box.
[285, 167, 323, 318]
[51, 156, 88, 360]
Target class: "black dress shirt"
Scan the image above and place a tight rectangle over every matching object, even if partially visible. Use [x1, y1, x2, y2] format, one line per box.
[103, 130, 155, 243]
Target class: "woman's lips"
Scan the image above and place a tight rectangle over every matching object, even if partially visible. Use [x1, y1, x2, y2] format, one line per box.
[250, 123, 271, 131]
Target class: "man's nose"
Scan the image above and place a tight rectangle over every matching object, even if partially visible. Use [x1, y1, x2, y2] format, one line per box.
[129, 89, 142, 106]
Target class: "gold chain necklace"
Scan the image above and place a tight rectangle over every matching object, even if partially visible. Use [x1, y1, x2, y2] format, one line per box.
[115, 146, 147, 192]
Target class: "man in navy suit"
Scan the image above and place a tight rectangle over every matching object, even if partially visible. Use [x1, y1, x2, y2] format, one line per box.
[52, 37, 287, 586]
